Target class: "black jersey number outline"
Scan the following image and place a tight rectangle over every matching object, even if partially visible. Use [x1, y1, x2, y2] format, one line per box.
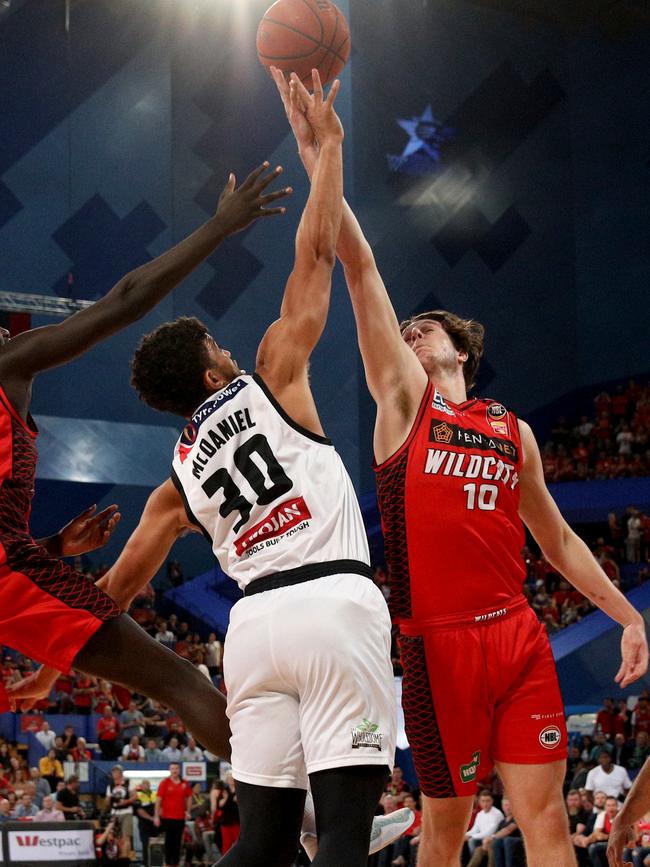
[201, 433, 293, 532]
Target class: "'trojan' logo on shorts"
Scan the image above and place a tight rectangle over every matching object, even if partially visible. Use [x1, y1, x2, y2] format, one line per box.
[460, 750, 481, 784]
[539, 725, 562, 749]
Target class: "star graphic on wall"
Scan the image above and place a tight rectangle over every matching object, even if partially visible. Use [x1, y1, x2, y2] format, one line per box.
[388, 105, 455, 174]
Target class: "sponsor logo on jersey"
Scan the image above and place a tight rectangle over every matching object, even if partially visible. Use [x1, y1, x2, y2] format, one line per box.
[432, 389, 455, 416]
[486, 403, 509, 437]
[530, 712, 564, 721]
[490, 420, 509, 436]
[474, 607, 507, 622]
[424, 449, 520, 490]
[431, 422, 454, 444]
[180, 379, 248, 447]
[538, 725, 561, 749]
[460, 750, 481, 783]
[234, 495, 312, 556]
[351, 719, 383, 751]
[428, 422, 519, 462]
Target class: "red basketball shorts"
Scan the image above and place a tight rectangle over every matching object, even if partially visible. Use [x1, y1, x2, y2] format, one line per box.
[0, 538, 121, 674]
[398, 594, 566, 798]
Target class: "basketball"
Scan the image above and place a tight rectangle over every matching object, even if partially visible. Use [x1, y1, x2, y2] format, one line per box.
[256, 0, 351, 88]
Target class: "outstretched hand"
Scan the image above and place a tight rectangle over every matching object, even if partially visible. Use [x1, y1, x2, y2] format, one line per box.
[6, 666, 60, 712]
[288, 69, 343, 146]
[59, 503, 121, 557]
[270, 66, 318, 163]
[215, 162, 292, 234]
[615, 620, 648, 688]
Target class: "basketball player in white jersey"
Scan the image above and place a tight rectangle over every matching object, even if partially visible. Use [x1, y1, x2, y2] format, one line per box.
[88, 73, 396, 867]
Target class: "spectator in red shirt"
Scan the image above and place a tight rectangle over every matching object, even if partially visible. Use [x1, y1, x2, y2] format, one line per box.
[390, 793, 421, 866]
[154, 763, 192, 867]
[634, 697, 650, 737]
[97, 706, 121, 760]
[70, 738, 92, 763]
[72, 673, 94, 715]
[385, 766, 411, 806]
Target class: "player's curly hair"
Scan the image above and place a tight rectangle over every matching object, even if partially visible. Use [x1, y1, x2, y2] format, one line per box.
[399, 309, 485, 391]
[130, 316, 212, 417]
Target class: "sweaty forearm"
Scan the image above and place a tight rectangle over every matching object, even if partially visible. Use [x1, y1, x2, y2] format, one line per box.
[296, 139, 342, 261]
[104, 214, 230, 325]
[616, 759, 650, 827]
[547, 530, 642, 627]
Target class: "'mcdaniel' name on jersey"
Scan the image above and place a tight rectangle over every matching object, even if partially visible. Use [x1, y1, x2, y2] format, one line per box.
[190, 409, 256, 480]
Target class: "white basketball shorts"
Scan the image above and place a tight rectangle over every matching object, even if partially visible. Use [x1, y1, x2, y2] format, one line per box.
[224, 572, 397, 789]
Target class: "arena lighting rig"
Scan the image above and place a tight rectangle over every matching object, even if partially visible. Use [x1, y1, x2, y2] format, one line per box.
[0, 291, 93, 317]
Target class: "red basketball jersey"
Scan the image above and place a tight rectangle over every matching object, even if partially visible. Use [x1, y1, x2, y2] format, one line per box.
[375, 382, 526, 621]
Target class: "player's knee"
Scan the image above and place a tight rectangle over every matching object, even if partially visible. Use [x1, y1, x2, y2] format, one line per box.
[517, 797, 568, 838]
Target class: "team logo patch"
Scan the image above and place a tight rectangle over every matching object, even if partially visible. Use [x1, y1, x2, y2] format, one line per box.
[487, 403, 509, 436]
[234, 496, 312, 556]
[460, 750, 481, 783]
[351, 719, 383, 751]
[539, 725, 561, 749]
[431, 422, 454, 444]
[432, 389, 455, 416]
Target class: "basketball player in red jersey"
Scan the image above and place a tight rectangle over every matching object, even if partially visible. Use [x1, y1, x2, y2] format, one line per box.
[274, 70, 648, 867]
[0, 162, 290, 758]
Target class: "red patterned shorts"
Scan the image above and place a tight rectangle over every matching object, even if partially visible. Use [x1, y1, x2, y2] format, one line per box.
[0, 538, 121, 673]
[398, 594, 567, 798]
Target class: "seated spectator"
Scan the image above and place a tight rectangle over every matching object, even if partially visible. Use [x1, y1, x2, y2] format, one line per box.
[585, 750, 632, 800]
[35, 793, 64, 822]
[93, 679, 117, 715]
[144, 738, 164, 762]
[70, 737, 92, 763]
[155, 621, 175, 648]
[611, 733, 633, 769]
[482, 795, 521, 867]
[56, 775, 85, 820]
[97, 706, 121, 761]
[574, 795, 619, 867]
[161, 737, 183, 763]
[14, 792, 38, 818]
[181, 737, 204, 763]
[60, 724, 78, 755]
[566, 788, 589, 866]
[163, 721, 187, 748]
[39, 748, 64, 792]
[464, 790, 504, 857]
[72, 673, 94, 715]
[385, 767, 410, 806]
[29, 768, 51, 808]
[120, 700, 145, 742]
[122, 736, 145, 763]
[589, 733, 613, 763]
[387, 793, 421, 867]
[595, 697, 618, 739]
[634, 696, 650, 737]
[35, 721, 57, 752]
[0, 799, 11, 822]
[629, 731, 650, 770]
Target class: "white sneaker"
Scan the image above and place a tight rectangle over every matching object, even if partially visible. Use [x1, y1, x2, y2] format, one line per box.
[300, 805, 415, 860]
[368, 807, 415, 856]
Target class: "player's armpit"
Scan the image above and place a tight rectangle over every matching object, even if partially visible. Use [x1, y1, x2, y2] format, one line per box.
[97, 479, 190, 611]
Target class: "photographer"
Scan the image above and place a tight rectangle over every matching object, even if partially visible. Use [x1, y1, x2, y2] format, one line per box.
[106, 766, 137, 858]
[95, 819, 131, 867]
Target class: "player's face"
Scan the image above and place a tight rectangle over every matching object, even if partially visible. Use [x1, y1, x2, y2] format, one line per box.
[402, 319, 466, 378]
[204, 335, 242, 383]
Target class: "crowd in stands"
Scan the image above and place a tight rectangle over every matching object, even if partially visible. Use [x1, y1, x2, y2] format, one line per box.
[542, 379, 650, 483]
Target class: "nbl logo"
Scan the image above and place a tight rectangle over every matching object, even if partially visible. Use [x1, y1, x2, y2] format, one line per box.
[539, 725, 561, 749]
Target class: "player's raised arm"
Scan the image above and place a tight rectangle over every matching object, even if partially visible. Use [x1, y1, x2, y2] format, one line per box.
[0, 165, 290, 408]
[256, 70, 343, 429]
[270, 66, 426, 414]
[96, 479, 194, 612]
[518, 419, 648, 687]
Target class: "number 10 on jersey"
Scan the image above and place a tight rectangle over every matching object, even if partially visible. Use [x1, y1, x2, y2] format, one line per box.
[463, 483, 498, 511]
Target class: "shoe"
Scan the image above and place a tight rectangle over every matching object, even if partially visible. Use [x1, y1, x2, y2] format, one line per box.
[369, 807, 415, 856]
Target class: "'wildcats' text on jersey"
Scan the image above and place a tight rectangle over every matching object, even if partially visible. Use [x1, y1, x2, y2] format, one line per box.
[375, 384, 526, 621]
[171, 374, 369, 590]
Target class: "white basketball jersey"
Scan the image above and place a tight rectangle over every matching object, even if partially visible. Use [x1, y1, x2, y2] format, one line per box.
[171, 374, 370, 591]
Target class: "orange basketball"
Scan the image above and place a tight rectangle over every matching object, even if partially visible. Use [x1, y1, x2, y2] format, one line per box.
[256, 0, 351, 88]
